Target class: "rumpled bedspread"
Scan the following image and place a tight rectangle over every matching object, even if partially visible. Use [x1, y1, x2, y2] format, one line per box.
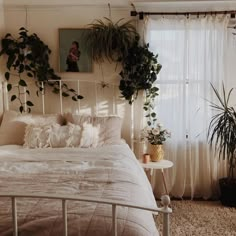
[0, 143, 159, 236]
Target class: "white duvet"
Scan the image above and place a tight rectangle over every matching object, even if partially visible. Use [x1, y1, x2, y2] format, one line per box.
[0, 143, 159, 236]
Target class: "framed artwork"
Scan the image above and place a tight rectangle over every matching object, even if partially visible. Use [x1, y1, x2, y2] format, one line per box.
[59, 28, 92, 73]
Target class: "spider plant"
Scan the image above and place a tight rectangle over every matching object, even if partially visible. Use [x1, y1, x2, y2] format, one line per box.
[207, 83, 236, 182]
[85, 17, 138, 63]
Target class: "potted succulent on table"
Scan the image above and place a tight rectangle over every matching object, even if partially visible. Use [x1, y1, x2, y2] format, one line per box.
[141, 123, 171, 162]
[207, 83, 236, 207]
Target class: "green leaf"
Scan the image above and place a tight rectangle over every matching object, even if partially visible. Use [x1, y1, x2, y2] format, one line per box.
[19, 80, 27, 87]
[7, 83, 12, 92]
[5, 72, 10, 81]
[7, 55, 16, 70]
[27, 72, 33, 77]
[26, 101, 34, 106]
[19, 106, 24, 113]
[19, 64, 24, 73]
[26, 90, 30, 95]
[11, 95, 17, 101]
[77, 95, 83, 99]
[151, 112, 156, 117]
[72, 96, 77, 101]
[62, 92, 69, 97]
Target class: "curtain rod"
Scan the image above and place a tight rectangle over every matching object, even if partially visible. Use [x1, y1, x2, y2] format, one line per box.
[130, 10, 236, 20]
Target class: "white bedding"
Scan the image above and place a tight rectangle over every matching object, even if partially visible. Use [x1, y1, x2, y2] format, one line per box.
[0, 143, 159, 236]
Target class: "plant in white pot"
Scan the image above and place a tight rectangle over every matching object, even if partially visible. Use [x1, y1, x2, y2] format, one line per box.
[208, 83, 236, 207]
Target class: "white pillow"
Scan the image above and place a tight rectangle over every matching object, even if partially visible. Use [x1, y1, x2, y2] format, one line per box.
[24, 123, 82, 148]
[64, 113, 122, 146]
[49, 123, 81, 148]
[80, 122, 100, 148]
[0, 110, 62, 146]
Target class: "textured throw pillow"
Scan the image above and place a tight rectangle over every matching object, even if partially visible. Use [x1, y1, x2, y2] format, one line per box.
[80, 122, 100, 148]
[49, 123, 81, 148]
[63, 113, 122, 146]
[0, 110, 63, 146]
[24, 124, 51, 148]
[24, 123, 82, 148]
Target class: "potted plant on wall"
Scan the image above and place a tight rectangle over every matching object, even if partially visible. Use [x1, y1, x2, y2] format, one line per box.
[0, 27, 83, 113]
[208, 83, 236, 207]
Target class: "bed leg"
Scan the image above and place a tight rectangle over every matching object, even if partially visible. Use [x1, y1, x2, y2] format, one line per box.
[112, 204, 117, 236]
[163, 212, 170, 236]
[11, 197, 18, 236]
[62, 200, 68, 236]
[161, 195, 171, 236]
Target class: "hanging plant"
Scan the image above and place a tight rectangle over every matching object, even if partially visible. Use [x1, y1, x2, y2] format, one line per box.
[85, 17, 162, 126]
[0, 27, 83, 113]
[85, 17, 138, 63]
[119, 37, 162, 126]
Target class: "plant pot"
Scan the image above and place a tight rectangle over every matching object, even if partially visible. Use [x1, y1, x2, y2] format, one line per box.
[219, 178, 236, 207]
[148, 144, 164, 162]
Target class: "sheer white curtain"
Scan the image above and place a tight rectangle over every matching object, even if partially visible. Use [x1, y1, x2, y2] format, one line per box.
[145, 15, 235, 199]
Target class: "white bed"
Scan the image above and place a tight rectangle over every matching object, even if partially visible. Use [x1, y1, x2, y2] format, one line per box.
[0, 143, 160, 236]
[0, 81, 172, 236]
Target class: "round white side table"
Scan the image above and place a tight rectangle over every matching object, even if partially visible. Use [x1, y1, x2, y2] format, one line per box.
[139, 160, 173, 194]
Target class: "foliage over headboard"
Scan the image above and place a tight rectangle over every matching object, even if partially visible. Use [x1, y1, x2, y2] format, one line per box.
[0, 27, 83, 113]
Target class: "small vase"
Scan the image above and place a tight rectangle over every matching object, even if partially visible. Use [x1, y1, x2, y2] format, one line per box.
[148, 144, 164, 162]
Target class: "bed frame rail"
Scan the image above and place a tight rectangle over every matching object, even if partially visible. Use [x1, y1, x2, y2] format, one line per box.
[0, 193, 172, 236]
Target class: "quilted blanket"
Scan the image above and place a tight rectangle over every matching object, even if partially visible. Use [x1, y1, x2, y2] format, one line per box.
[0, 143, 159, 236]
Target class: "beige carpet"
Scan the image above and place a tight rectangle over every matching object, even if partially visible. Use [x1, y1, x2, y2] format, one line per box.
[155, 200, 236, 236]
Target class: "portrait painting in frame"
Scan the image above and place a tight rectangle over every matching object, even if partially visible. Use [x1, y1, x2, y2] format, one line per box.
[59, 28, 92, 73]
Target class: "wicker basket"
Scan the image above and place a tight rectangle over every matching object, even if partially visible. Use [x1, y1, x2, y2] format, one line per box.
[148, 144, 164, 162]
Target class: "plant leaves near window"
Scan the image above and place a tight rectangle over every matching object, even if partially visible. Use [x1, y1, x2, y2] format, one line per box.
[119, 37, 162, 126]
[207, 83, 236, 181]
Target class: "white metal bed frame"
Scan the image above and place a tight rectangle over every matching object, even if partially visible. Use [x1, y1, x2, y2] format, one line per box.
[0, 80, 172, 236]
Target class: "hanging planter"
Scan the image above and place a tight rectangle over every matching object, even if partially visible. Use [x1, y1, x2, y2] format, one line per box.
[85, 17, 138, 63]
[0, 27, 83, 113]
[85, 17, 162, 126]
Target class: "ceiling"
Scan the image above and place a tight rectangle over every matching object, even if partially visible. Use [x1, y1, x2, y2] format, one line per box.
[3, 0, 236, 11]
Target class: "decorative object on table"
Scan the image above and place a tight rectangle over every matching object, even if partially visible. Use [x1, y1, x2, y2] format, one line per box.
[0, 27, 83, 113]
[143, 153, 150, 163]
[59, 28, 92, 73]
[141, 124, 171, 162]
[148, 144, 164, 162]
[207, 83, 236, 207]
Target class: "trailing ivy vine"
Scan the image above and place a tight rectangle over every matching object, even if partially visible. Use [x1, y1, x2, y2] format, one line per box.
[0, 27, 83, 113]
[119, 37, 162, 126]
